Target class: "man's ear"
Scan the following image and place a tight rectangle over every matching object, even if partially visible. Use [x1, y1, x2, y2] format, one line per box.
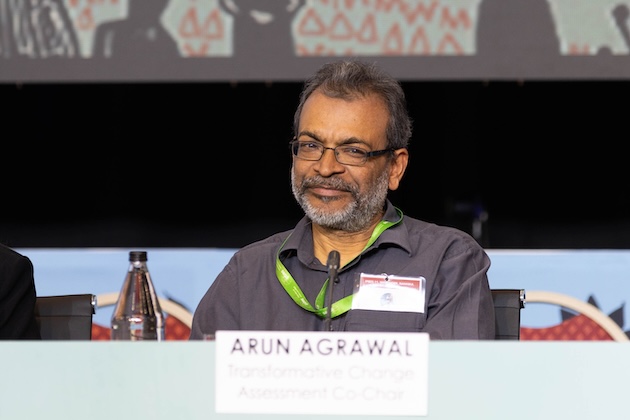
[388, 148, 409, 191]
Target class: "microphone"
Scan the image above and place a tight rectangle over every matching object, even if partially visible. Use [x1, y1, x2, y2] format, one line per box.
[325, 250, 340, 332]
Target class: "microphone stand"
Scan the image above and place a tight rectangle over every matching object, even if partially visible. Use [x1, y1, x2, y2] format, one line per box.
[325, 250, 340, 332]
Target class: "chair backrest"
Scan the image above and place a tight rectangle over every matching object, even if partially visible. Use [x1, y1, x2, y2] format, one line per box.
[492, 289, 525, 340]
[35, 294, 96, 340]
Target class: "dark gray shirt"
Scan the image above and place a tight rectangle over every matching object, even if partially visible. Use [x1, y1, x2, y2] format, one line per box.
[190, 201, 495, 340]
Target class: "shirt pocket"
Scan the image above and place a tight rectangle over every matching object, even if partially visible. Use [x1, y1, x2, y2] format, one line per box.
[343, 309, 427, 332]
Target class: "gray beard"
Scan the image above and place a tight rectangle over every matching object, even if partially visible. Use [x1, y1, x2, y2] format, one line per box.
[291, 168, 390, 232]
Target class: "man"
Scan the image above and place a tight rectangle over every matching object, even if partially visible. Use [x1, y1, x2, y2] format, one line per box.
[92, 0, 179, 59]
[190, 59, 495, 339]
[0, 243, 40, 339]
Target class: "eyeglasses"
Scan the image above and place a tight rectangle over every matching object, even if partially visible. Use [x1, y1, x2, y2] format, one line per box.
[290, 140, 394, 166]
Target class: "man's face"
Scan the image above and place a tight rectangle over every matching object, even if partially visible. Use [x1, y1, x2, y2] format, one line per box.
[291, 90, 402, 232]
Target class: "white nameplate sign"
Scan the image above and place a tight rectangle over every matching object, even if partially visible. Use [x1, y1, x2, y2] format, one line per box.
[215, 330, 429, 416]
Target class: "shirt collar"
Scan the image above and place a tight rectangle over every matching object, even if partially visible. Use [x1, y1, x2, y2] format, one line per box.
[280, 200, 412, 258]
[378, 201, 412, 255]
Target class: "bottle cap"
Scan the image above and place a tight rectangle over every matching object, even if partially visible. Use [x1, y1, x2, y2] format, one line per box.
[129, 251, 148, 262]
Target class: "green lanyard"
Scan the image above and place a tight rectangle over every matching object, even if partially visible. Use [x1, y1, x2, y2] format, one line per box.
[275, 208, 403, 319]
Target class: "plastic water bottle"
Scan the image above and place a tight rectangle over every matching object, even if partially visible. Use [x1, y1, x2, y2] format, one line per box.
[110, 251, 165, 340]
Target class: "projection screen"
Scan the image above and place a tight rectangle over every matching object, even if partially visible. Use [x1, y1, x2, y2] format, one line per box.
[1, 0, 630, 82]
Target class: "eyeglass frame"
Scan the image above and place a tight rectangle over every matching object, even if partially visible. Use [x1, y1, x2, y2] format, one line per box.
[289, 139, 395, 166]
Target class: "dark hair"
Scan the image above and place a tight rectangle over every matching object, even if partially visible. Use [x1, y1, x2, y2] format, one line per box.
[293, 60, 412, 149]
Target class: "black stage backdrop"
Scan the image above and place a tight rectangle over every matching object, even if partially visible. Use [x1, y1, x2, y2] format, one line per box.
[2, 80, 630, 249]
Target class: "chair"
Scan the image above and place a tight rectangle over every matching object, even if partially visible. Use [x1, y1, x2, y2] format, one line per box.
[491, 289, 525, 340]
[35, 294, 96, 340]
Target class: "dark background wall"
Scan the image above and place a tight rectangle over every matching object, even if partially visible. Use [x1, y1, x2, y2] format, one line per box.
[2, 80, 629, 249]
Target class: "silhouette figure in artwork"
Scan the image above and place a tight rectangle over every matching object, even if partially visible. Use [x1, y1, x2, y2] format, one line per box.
[475, 0, 561, 59]
[611, 4, 630, 54]
[92, 0, 179, 59]
[0, 0, 80, 58]
[218, 0, 306, 64]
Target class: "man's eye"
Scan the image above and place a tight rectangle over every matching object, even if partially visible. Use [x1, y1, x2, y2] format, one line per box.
[341, 146, 367, 156]
[302, 142, 320, 150]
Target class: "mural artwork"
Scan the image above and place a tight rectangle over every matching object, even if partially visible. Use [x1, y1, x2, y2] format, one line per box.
[2, 0, 630, 81]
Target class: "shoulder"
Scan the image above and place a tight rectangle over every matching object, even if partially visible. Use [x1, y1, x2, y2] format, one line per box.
[230, 229, 293, 260]
[0, 243, 30, 265]
[213, 230, 294, 282]
[0, 245, 34, 292]
[402, 216, 485, 256]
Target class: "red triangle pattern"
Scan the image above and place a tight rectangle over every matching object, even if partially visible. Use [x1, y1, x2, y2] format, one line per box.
[521, 314, 614, 341]
[91, 314, 619, 341]
[90, 316, 191, 341]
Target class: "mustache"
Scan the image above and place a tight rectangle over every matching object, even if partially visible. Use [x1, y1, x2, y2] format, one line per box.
[301, 175, 355, 192]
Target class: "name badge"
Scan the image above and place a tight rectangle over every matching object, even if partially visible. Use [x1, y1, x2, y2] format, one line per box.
[352, 273, 426, 313]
